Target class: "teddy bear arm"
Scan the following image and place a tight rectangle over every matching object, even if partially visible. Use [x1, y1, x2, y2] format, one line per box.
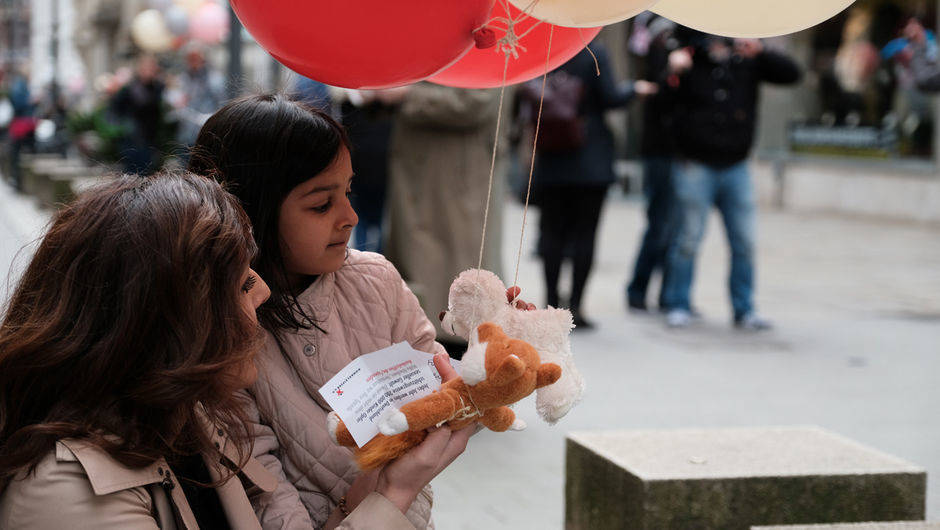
[479, 406, 516, 432]
[398, 388, 460, 431]
[536, 362, 563, 388]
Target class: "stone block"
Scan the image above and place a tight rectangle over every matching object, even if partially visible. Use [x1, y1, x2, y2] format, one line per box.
[566, 427, 926, 530]
[754, 522, 940, 529]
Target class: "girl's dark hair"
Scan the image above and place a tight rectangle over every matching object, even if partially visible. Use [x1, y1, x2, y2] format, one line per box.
[0, 171, 259, 488]
[188, 93, 349, 333]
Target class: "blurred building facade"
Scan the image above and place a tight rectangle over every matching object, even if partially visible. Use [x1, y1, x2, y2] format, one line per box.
[1, 0, 285, 107]
[620, 0, 940, 223]
[3, 0, 940, 223]
[746, 0, 940, 223]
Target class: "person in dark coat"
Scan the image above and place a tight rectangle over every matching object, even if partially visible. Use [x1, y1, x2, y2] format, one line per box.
[529, 44, 657, 329]
[112, 55, 166, 176]
[626, 16, 682, 312]
[341, 89, 403, 253]
[660, 35, 801, 330]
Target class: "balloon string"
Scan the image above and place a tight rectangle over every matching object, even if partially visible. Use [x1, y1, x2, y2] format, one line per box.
[471, 41, 511, 330]
[476, 0, 537, 283]
[476, 52, 511, 273]
[512, 24, 554, 295]
[576, 27, 601, 75]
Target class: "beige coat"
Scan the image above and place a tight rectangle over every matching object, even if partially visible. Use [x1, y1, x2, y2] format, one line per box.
[385, 83, 505, 339]
[0, 432, 414, 529]
[246, 250, 445, 529]
[0, 427, 271, 530]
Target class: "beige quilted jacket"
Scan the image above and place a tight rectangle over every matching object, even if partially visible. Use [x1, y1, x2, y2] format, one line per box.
[246, 250, 447, 529]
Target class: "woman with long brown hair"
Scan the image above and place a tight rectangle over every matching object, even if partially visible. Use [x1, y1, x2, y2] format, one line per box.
[0, 171, 470, 529]
[0, 171, 274, 528]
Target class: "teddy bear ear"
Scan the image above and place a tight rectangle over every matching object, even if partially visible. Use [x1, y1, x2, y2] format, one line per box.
[475, 322, 507, 343]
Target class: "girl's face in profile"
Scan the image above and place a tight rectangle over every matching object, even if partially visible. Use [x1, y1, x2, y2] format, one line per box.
[233, 267, 270, 388]
[277, 146, 358, 284]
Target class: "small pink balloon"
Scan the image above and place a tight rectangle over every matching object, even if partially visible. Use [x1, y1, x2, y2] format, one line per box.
[190, 3, 229, 44]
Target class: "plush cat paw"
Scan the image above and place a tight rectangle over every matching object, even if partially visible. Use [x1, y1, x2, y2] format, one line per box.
[327, 411, 341, 444]
[378, 407, 409, 435]
[509, 418, 527, 431]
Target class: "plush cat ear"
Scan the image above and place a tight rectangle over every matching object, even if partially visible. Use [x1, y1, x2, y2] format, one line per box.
[475, 322, 506, 344]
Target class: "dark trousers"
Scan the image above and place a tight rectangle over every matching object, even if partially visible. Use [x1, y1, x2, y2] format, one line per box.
[627, 157, 677, 309]
[539, 184, 608, 312]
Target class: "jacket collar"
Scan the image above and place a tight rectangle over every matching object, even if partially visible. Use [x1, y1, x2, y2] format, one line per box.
[57, 420, 276, 497]
[56, 439, 165, 496]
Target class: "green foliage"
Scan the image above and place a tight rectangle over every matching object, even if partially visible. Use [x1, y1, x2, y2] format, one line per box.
[65, 106, 128, 163]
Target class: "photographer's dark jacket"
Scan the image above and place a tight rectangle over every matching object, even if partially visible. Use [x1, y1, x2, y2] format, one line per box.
[668, 48, 801, 167]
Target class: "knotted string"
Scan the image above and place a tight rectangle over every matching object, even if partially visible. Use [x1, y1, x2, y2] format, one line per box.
[477, 0, 544, 59]
[435, 393, 483, 428]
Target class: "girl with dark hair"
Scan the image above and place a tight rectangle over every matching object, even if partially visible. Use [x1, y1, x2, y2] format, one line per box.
[189, 94, 503, 529]
[0, 171, 274, 528]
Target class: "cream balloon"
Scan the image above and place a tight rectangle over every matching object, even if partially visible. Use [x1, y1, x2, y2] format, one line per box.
[130, 9, 174, 52]
[652, 0, 856, 38]
[508, 0, 660, 28]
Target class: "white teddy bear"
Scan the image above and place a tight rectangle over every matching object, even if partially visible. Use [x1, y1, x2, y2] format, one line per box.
[440, 269, 584, 423]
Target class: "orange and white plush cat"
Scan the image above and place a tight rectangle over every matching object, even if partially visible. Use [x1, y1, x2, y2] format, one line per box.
[328, 322, 560, 470]
[440, 269, 584, 423]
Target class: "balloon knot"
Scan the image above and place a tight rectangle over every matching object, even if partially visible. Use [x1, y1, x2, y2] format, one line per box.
[473, 27, 499, 49]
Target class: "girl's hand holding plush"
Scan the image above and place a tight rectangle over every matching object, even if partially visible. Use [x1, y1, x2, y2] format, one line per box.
[335, 354, 472, 522]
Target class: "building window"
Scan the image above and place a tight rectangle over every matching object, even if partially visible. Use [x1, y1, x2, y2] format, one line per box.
[790, 0, 938, 159]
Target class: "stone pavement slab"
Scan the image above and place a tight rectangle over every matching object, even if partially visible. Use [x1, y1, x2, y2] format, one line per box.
[567, 426, 924, 480]
[432, 193, 940, 529]
[0, 181, 50, 305]
[755, 522, 940, 529]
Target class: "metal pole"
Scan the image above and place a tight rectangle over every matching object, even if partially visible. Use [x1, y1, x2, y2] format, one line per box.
[268, 55, 282, 92]
[48, 0, 59, 107]
[5, 0, 15, 69]
[226, 5, 243, 100]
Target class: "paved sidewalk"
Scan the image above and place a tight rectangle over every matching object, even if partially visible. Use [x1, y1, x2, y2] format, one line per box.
[0, 181, 50, 305]
[432, 193, 940, 529]
[1, 180, 937, 528]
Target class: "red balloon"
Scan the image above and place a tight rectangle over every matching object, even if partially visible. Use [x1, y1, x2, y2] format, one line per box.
[429, 3, 602, 89]
[231, 0, 494, 89]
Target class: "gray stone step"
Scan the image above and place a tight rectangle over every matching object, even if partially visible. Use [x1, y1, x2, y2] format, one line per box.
[566, 426, 926, 530]
[754, 522, 940, 529]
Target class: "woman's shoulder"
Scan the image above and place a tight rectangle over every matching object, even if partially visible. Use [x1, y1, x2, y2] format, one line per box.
[0, 442, 156, 528]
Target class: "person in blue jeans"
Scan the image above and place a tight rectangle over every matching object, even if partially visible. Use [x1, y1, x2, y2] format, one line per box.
[665, 160, 755, 325]
[627, 17, 681, 312]
[660, 33, 801, 329]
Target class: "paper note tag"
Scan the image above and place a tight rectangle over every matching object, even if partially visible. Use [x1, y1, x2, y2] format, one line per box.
[319, 343, 460, 447]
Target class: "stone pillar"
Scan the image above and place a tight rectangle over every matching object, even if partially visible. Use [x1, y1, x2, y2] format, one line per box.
[566, 426, 926, 530]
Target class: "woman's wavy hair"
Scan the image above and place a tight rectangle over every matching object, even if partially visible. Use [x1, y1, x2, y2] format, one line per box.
[188, 93, 349, 334]
[0, 171, 259, 489]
